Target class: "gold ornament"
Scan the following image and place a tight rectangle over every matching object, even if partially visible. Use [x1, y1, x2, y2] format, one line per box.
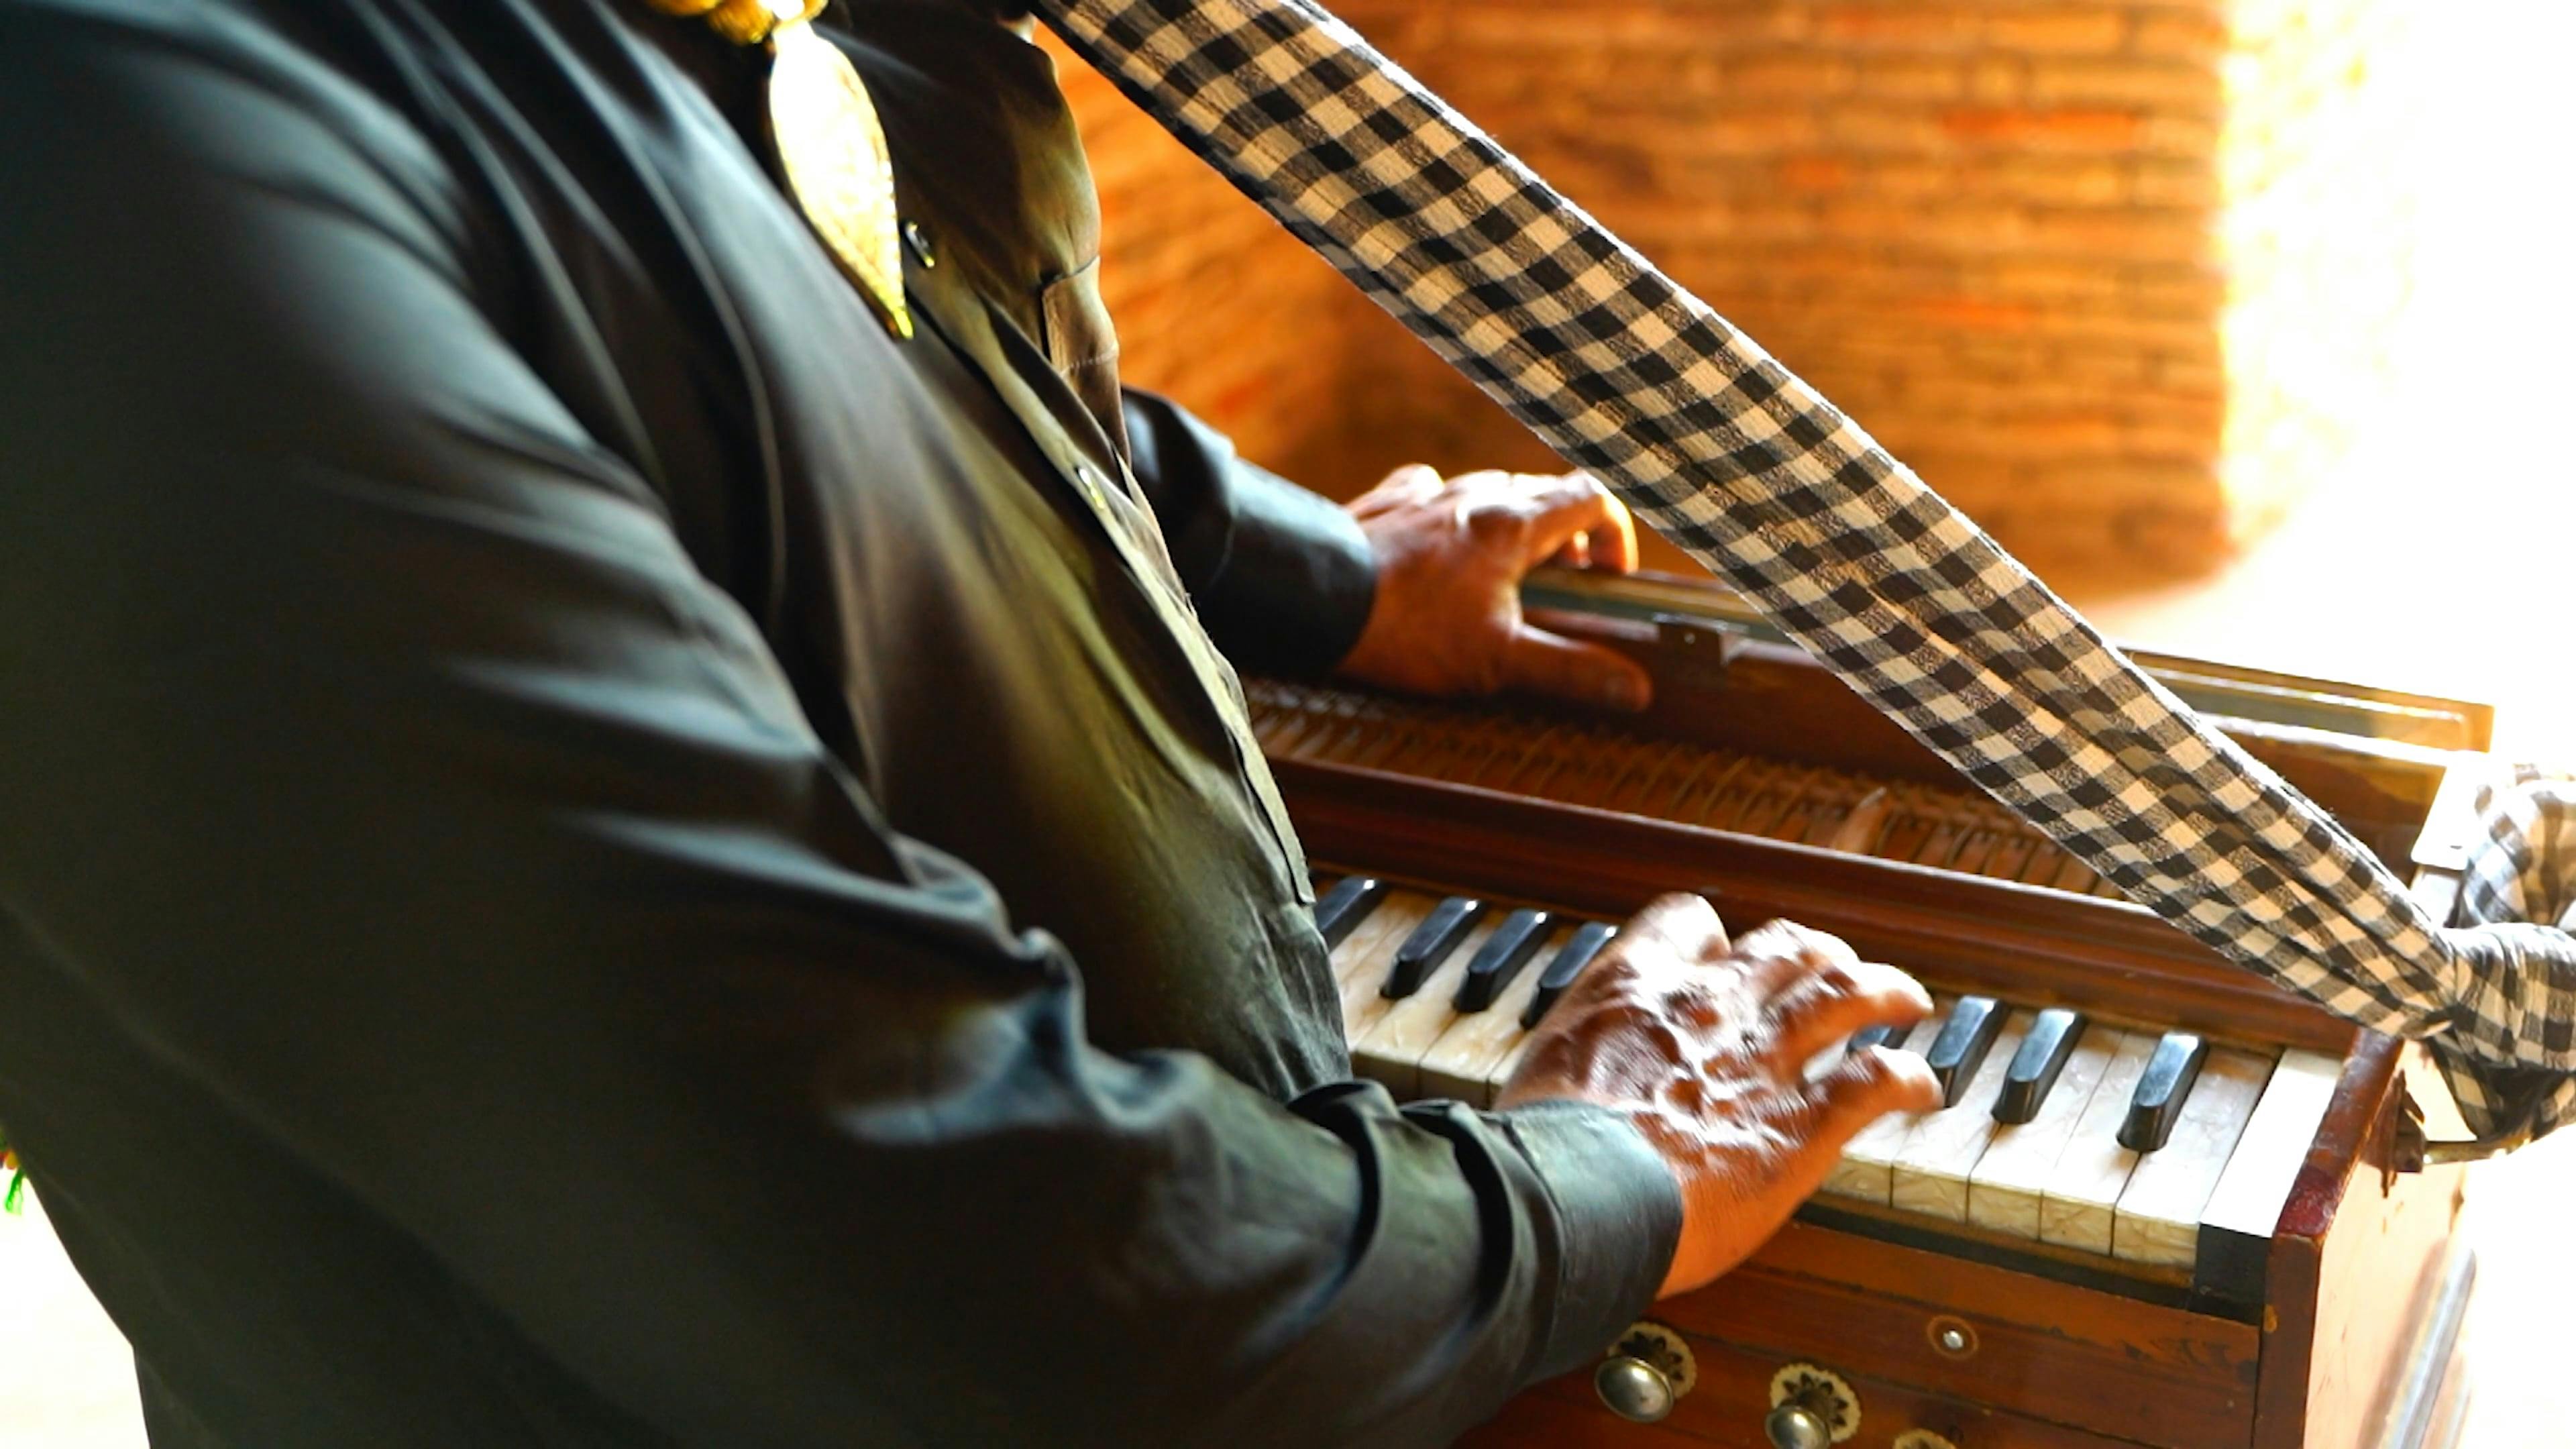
[640, 0, 910, 337]
[762, 19, 912, 338]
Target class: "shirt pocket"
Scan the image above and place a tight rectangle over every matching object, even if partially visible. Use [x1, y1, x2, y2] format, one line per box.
[1037, 258, 1129, 460]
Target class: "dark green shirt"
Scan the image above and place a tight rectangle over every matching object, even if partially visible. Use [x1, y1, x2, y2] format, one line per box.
[0, 0, 1681, 1444]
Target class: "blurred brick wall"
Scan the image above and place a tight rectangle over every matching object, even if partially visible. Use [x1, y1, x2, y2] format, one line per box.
[1044, 0, 2417, 576]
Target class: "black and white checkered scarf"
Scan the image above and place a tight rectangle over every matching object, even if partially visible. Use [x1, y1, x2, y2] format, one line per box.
[2446, 772, 2576, 1140]
[1032, 0, 2576, 1146]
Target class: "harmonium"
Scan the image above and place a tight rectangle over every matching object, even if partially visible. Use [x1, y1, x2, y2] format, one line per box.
[1254, 569, 2487, 1449]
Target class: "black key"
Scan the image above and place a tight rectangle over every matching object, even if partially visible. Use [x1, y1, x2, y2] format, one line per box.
[1453, 909, 1553, 1012]
[1992, 1008, 2088, 1124]
[1383, 897, 1487, 999]
[1313, 876, 1392, 949]
[1847, 1023, 1902, 1053]
[1521, 921, 1617, 1029]
[2118, 1031, 2210, 1151]
[1923, 996, 2006, 1108]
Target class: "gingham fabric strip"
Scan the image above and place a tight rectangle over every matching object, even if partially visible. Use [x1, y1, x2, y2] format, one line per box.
[2440, 772, 2576, 1140]
[1028, 0, 2576, 1143]
[2464, 770, 2576, 934]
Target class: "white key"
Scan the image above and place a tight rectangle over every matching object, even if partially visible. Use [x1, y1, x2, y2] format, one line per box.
[2112, 1046, 2276, 1267]
[1330, 893, 1434, 1033]
[1817, 1000, 1951, 1204]
[2196, 1049, 2344, 1254]
[1419, 923, 1580, 1108]
[1352, 915, 1505, 1097]
[1889, 1011, 2032, 1222]
[2037, 1030, 2159, 1253]
[1801, 1039, 1848, 1084]
[1967, 1026, 2125, 1240]
[1487, 1023, 1544, 1107]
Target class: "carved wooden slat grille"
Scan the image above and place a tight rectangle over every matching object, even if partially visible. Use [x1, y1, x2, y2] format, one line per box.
[1246, 680, 2120, 897]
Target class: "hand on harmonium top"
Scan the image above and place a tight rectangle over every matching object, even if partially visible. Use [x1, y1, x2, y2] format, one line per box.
[1337, 464, 1656, 713]
[1498, 894, 1941, 1299]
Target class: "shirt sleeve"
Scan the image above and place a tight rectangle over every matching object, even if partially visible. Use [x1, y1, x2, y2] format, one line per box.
[0, 13, 1676, 1448]
[1123, 388, 1381, 677]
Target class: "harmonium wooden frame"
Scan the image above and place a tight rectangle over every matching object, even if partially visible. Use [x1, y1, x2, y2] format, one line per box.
[1251, 569, 2486, 1449]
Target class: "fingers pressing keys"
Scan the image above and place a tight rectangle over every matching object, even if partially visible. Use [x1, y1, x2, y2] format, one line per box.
[1497, 893, 1939, 1297]
[1311, 879, 2282, 1275]
[1313, 880, 1925, 1115]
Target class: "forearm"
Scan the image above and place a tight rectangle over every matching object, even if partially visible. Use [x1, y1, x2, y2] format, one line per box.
[0, 419, 1671, 1446]
[1122, 388, 1376, 676]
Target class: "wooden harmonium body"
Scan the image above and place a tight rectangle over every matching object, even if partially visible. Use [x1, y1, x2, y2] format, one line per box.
[1254, 571, 2487, 1449]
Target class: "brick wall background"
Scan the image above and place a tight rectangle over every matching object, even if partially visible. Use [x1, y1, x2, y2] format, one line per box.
[1042, 0, 2419, 577]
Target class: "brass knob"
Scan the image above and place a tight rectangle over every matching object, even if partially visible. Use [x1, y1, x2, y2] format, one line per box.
[1766, 1363, 1860, 1446]
[1595, 1354, 1677, 1424]
[1765, 1399, 1834, 1449]
[1593, 1322, 1696, 1424]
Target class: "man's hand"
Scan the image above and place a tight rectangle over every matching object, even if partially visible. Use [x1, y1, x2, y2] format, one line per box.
[1499, 896, 1940, 1299]
[1338, 464, 1654, 712]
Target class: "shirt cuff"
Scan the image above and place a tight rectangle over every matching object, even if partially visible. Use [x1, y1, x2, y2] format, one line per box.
[1195, 460, 1378, 678]
[1501, 1099, 1684, 1381]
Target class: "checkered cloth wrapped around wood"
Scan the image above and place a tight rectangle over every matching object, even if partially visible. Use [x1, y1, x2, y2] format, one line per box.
[2444, 772, 2576, 1140]
[1030, 0, 2576, 1146]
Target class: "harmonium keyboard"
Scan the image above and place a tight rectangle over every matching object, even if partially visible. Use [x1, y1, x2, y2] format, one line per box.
[1254, 570, 2489, 1449]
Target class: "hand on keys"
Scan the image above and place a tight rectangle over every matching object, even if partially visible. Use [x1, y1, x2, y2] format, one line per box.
[1335, 464, 1654, 712]
[1497, 894, 1939, 1298]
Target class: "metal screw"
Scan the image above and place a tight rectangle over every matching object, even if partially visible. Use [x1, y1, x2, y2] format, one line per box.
[1936, 1326, 1969, 1354]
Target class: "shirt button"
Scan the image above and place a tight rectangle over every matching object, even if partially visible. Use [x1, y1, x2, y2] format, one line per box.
[902, 220, 937, 269]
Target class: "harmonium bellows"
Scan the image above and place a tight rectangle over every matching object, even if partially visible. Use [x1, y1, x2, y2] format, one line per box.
[1261, 569, 2486, 1449]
